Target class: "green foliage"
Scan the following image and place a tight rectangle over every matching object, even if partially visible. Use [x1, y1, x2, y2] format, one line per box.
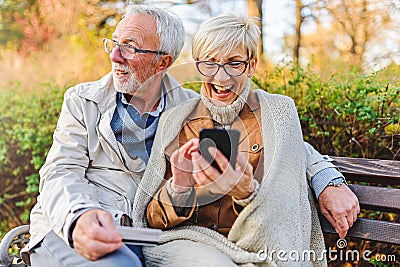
[0, 82, 65, 234]
[369, 258, 392, 267]
[0, 83, 64, 171]
[253, 65, 400, 159]
[182, 78, 202, 93]
[0, 217, 13, 240]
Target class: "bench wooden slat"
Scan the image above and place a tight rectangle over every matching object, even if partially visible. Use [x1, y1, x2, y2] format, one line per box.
[332, 157, 400, 185]
[319, 214, 400, 245]
[348, 184, 400, 213]
[320, 157, 400, 246]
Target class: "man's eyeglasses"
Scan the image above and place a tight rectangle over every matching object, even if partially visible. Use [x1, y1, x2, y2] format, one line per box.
[195, 60, 250, 77]
[103, 38, 167, 60]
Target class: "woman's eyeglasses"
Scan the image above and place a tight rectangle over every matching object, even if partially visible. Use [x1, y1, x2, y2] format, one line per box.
[195, 60, 250, 77]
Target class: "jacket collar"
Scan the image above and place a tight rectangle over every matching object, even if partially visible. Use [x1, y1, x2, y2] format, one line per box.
[73, 72, 188, 115]
[184, 89, 260, 135]
[73, 72, 117, 114]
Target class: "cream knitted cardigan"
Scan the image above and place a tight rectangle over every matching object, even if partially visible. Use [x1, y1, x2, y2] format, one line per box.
[132, 90, 327, 267]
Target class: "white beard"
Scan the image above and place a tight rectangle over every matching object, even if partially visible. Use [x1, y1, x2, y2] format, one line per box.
[112, 63, 152, 95]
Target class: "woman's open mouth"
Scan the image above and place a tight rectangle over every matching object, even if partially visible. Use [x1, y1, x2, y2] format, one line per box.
[212, 84, 234, 96]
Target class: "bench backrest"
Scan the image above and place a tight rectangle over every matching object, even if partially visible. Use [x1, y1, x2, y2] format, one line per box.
[320, 157, 400, 245]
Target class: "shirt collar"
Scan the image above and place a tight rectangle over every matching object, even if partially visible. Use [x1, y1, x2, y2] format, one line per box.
[119, 81, 166, 117]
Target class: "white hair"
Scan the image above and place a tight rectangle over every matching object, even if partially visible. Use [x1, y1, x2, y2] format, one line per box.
[192, 14, 260, 60]
[124, 5, 185, 63]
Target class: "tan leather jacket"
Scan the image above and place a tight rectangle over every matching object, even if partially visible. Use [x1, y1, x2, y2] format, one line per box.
[147, 91, 263, 236]
[27, 72, 198, 249]
[146, 91, 337, 237]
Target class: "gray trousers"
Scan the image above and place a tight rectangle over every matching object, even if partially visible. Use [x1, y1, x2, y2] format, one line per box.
[30, 231, 142, 267]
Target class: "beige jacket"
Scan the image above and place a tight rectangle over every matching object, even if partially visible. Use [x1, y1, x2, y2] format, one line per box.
[26, 72, 198, 249]
[133, 90, 328, 266]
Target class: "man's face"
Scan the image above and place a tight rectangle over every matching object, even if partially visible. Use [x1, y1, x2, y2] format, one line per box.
[110, 14, 160, 95]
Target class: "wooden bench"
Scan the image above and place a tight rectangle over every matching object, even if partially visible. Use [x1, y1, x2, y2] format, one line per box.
[0, 157, 399, 266]
[320, 157, 400, 243]
[320, 157, 400, 266]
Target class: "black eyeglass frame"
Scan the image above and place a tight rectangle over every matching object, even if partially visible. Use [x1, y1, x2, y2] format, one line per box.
[195, 60, 250, 77]
[103, 38, 167, 59]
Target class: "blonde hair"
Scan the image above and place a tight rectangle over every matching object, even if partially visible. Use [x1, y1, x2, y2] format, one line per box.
[192, 14, 260, 60]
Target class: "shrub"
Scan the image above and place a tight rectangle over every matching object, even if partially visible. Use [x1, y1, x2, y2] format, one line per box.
[0, 83, 65, 234]
[253, 66, 400, 159]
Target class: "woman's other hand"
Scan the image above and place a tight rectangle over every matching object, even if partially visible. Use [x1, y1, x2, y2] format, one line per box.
[170, 138, 199, 193]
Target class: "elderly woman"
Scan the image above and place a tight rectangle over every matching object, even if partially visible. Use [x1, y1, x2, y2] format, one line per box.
[133, 14, 333, 267]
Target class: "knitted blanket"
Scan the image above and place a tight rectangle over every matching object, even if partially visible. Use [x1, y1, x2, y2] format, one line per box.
[132, 90, 327, 267]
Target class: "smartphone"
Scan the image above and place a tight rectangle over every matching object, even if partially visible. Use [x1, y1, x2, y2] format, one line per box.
[199, 128, 240, 173]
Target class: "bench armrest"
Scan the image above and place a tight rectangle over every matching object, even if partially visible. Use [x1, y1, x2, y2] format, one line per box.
[0, 225, 30, 267]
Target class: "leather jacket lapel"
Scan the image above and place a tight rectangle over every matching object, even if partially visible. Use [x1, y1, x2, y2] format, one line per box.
[164, 101, 214, 158]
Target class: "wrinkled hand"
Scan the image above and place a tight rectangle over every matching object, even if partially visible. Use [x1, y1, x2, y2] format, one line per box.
[72, 209, 123, 261]
[318, 184, 360, 238]
[191, 147, 255, 199]
[170, 138, 199, 193]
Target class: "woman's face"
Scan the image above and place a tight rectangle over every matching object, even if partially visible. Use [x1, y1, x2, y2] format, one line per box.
[197, 47, 256, 106]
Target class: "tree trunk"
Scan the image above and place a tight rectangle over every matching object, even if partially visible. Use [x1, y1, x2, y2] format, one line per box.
[293, 0, 304, 66]
[247, 0, 264, 64]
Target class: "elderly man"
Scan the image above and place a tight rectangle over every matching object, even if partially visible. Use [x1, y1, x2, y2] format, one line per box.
[25, 5, 197, 267]
[24, 4, 358, 267]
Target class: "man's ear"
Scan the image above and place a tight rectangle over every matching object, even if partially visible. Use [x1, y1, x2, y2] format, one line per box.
[157, 55, 173, 71]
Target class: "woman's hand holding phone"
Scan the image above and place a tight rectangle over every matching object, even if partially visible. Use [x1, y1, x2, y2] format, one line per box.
[170, 129, 256, 199]
[191, 146, 256, 199]
[191, 128, 256, 199]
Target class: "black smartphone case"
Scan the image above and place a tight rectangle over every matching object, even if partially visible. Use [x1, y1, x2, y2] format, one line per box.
[199, 128, 240, 173]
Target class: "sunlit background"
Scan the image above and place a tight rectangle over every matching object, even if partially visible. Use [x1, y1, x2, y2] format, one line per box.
[1, 0, 399, 91]
[1, 3, 399, 264]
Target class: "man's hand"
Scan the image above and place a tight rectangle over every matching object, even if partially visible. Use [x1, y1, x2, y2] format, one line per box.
[318, 184, 360, 238]
[72, 209, 123, 261]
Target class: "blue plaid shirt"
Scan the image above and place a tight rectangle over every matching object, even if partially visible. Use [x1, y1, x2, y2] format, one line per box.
[110, 92, 165, 163]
